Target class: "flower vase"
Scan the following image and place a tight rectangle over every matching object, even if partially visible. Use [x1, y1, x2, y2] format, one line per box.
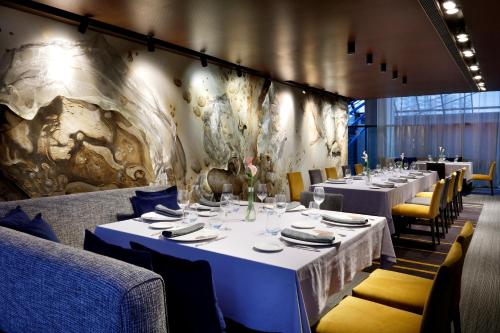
[245, 186, 256, 222]
[365, 168, 372, 185]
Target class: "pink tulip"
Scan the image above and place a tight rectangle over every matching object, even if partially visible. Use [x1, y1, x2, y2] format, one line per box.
[248, 164, 258, 177]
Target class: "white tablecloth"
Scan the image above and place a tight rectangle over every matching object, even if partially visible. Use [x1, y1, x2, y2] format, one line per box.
[95, 209, 395, 333]
[415, 161, 473, 179]
[312, 172, 438, 234]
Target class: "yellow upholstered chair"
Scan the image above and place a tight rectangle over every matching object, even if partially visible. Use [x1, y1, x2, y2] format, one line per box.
[325, 167, 338, 180]
[417, 172, 456, 226]
[354, 163, 364, 175]
[392, 179, 445, 246]
[456, 167, 466, 211]
[316, 241, 464, 333]
[351, 222, 473, 332]
[471, 161, 496, 196]
[287, 172, 304, 202]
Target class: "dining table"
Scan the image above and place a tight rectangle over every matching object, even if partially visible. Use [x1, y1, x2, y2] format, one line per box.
[415, 161, 473, 179]
[95, 205, 395, 333]
[311, 171, 438, 234]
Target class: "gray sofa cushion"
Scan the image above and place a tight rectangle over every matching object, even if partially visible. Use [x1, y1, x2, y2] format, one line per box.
[0, 186, 165, 248]
[0, 226, 168, 333]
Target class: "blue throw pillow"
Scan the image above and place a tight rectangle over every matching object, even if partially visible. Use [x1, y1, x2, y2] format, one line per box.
[0, 206, 59, 243]
[130, 242, 226, 332]
[130, 193, 180, 216]
[83, 230, 153, 270]
[135, 186, 178, 198]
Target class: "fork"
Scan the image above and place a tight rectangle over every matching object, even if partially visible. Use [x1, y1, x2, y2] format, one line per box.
[194, 235, 228, 247]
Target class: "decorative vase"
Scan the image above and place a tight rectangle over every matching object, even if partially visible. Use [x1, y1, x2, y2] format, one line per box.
[245, 186, 256, 222]
[365, 167, 372, 185]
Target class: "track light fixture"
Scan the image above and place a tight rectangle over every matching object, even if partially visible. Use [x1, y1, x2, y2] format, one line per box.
[366, 53, 373, 64]
[380, 63, 387, 72]
[462, 49, 474, 58]
[146, 33, 155, 52]
[392, 70, 398, 79]
[402, 76, 408, 84]
[347, 40, 356, 55]
[78, 15, 89, 34]
[200, 55, 208, 67]
[236, 66, 242, 77]
[469, 64, 479, 71]
[473, 75, 482, 80]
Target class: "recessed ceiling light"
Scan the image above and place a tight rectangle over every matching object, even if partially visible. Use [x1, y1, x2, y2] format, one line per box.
[456, 33, 469, 43]
[478, 82, 485, 87]
[462, 50, 474, 58]
[442, 1, 457, 10]
[470, 65, 479, 71]
[473, 75, 482, 80]
[302, 90, 306, 94]
[445, 8, 459, 15]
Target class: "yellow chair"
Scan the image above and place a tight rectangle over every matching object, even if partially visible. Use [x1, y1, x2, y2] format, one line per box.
[325, 167, 338, 180]
[471, 161, 496, 196]
[456, 167, 466, 212]
[351, 222, 473, 332]
[286, 172, 304, 202]
[354, 163, 364, 175]
[392, 180, 445, 247]
[316, 241, 464, 333]
[418, 172, 456, 226]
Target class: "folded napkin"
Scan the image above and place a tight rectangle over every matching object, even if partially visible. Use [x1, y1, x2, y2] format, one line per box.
[321, 212, 368, 225]
[388, 177, 408, 183]
[281, 228, 335, 244]
[410, 171, 424, 176]
[326, 179, 347, 184]
[352, 176, 364, 180]
[372, 182, 395, 188]
[286, 202, 301, 211]
[162, 223, 205, 238]
[155, 204, 183, 217]
[401, 175, 417, 179]
[199, 198, 220, 207]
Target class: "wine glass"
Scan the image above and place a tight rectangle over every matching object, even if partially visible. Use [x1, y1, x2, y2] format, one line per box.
[256, 183, 267, 203]
[308, 201, 321, 223]
[313, 187, 325, 209]
[220, 195, 231, 222]
[177, 189, 189, 223]
[275, 194, 287, 219]
[345, 168, 351, 178]
[222, 183, 233, 197]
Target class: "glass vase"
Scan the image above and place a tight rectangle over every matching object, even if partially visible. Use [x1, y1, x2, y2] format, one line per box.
[245, 186, 256, 222]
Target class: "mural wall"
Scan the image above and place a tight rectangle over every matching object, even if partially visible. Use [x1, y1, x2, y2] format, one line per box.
[0, 6, 348, 201]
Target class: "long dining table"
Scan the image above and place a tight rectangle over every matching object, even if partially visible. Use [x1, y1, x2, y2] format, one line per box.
[95, 206, 395, 333]
[311, 171, 438, 234]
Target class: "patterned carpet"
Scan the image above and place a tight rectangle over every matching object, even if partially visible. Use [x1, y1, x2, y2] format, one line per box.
[371, 201, 483, 279]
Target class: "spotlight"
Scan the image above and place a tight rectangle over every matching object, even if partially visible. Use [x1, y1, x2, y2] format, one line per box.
[236, 67, 242, 77]
[366, 53, 373, 64]
[347, 40, 356, 55]
[146, 33, 155, 52]
[380, 63, 387, 72]
[442, 1, 456, 10]
[469, 64, 479, 71]
[473, 75, 482, 80]
[200, 55, 208, 67]
[479, 87, 486, 91]
[78, 16, 89, 34]
[302, 90, 306, 95]
[456, 33, 469, 43]
[462, 50, 474, 58]
[478, 82, 485, 87]
[445, 8, 459, 15]
[392, 70, 398, 79]
[402, 76, 408, 84]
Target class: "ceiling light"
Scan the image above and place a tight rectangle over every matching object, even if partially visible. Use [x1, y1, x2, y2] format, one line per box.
[456, 33, 469, 43]
[236, 67, 242, 77]
[478, 82, 485, 87]
[366, 53, 373, 64]
[302, 90, 306, 95]
[146, 33, 155, 52]
[380, 63, 387, 72]
[473, 75, 482, 80]
[347, 40, 356, 55]
[200, 55, 208, 67]
[402, 76, 408, 84]
[442, 1, 456, 10]
[462, 50, 474, 58]
[479, 87, 486, 91]
[78, 16, 89, 34]
[445, 8, 459, 15]
[469, 65, 479, 71]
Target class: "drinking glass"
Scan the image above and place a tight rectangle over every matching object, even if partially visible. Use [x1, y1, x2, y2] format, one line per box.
[264, 197, 279, 235]
[177, 189, 189, 222]
[345, 169, 352, 178]
[403, 162, 409, 171]
[186, 205, 198, 224]
[275, 194, 287, 218]
[222, 183, 233, 201]
[308, 201, 321, 223]
[209, 217, 223, 230]
[220, 196, 231, 222]
[256, 183, 268, 203]
[230, 194, 240, 219]
[313, 187, 325, 208]
[428, 154, 433, 162]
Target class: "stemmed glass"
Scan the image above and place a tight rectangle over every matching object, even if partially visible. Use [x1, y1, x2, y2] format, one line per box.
[220, 195, 231, 222]
[177, 189, 189, 223]
[256, 183, 268, 203]
[345, 168, 351, 178]
[222, 183, 233, 201]
[313, 187, 325, 209]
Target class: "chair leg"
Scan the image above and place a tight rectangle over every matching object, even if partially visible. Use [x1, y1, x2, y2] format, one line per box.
[430, 218, 436, 247]
[453, 309, 461, 333]
[490, 180, 494, 196]
[440, 211, 447, 236]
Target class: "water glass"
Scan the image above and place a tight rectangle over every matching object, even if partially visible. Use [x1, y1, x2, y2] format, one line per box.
[208, 217, 223, 230]
[222, 183, 233, 198]
[177, 189, 189, 221]
[345, 169, 352, 178]
[308, 201, 321, 223]
[220, 197, 231, 221]
[265, 206, 280, 236]
[230, 194, 240, 216]
[275, 194, 287, 217]
[313, 187, 325, 208]
[186, 205, 198, 224]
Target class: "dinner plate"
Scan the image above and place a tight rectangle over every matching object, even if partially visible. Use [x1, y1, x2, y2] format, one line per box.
[369, 186, 382, 189]
[322, 219, 370, 228]
[168, 229, 219, 242]
[141, 212, 182, 222]
[291, 221, 316, 229]
[149, 222, 179, 229]
[281, 235, 340, 247]
[191, 203, 213, 210]
[235, 200, 249, 206]
[198, 211, 218, 217]
[253, 241, 284, 252]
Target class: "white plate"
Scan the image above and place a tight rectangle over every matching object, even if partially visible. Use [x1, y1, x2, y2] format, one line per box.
[236, 200, 248, 206]
[369, 186, 382, 189]
[322, 219, 370, 228]
[291, 221, 316, 229]
[253, 241, 284, 252]
[141, 212, 182, 222]
[168, 229, 219, 242]
[281, 235, 339, 247]
[198, 211, 218, 217]
[149, 222, 179, 229]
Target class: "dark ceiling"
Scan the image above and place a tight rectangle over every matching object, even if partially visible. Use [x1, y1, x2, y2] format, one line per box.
[7, 0, 494, 99]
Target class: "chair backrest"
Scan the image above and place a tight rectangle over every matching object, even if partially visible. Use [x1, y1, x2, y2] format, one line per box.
[440, 177, 451, 210]
[452, 169, 461, 196]
[447, 172, 456, 203]
[354, 164, 364, 175]
[456, 221, 474, 255]
[457, 168, 466, 192]
[420, 242, 463, 333]
[489, 161, 497, 178]
[325, 167, 338, 180]
[427, 162, 446, 179]
[429, 179, 445, 217]
[341, 165, 350, 177]
[299, 191, 343, 211]
[287, 172, 305, 202]
[308, 169, 324, 185]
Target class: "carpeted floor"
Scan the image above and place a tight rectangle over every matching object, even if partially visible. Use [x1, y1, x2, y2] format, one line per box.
[372, 201, 483, 279]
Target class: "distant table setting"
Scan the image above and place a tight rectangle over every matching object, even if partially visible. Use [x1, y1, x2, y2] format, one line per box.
[415, 160, 473, 179]
[95, 201, 395, 333]
[312, 170, 438, 234]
